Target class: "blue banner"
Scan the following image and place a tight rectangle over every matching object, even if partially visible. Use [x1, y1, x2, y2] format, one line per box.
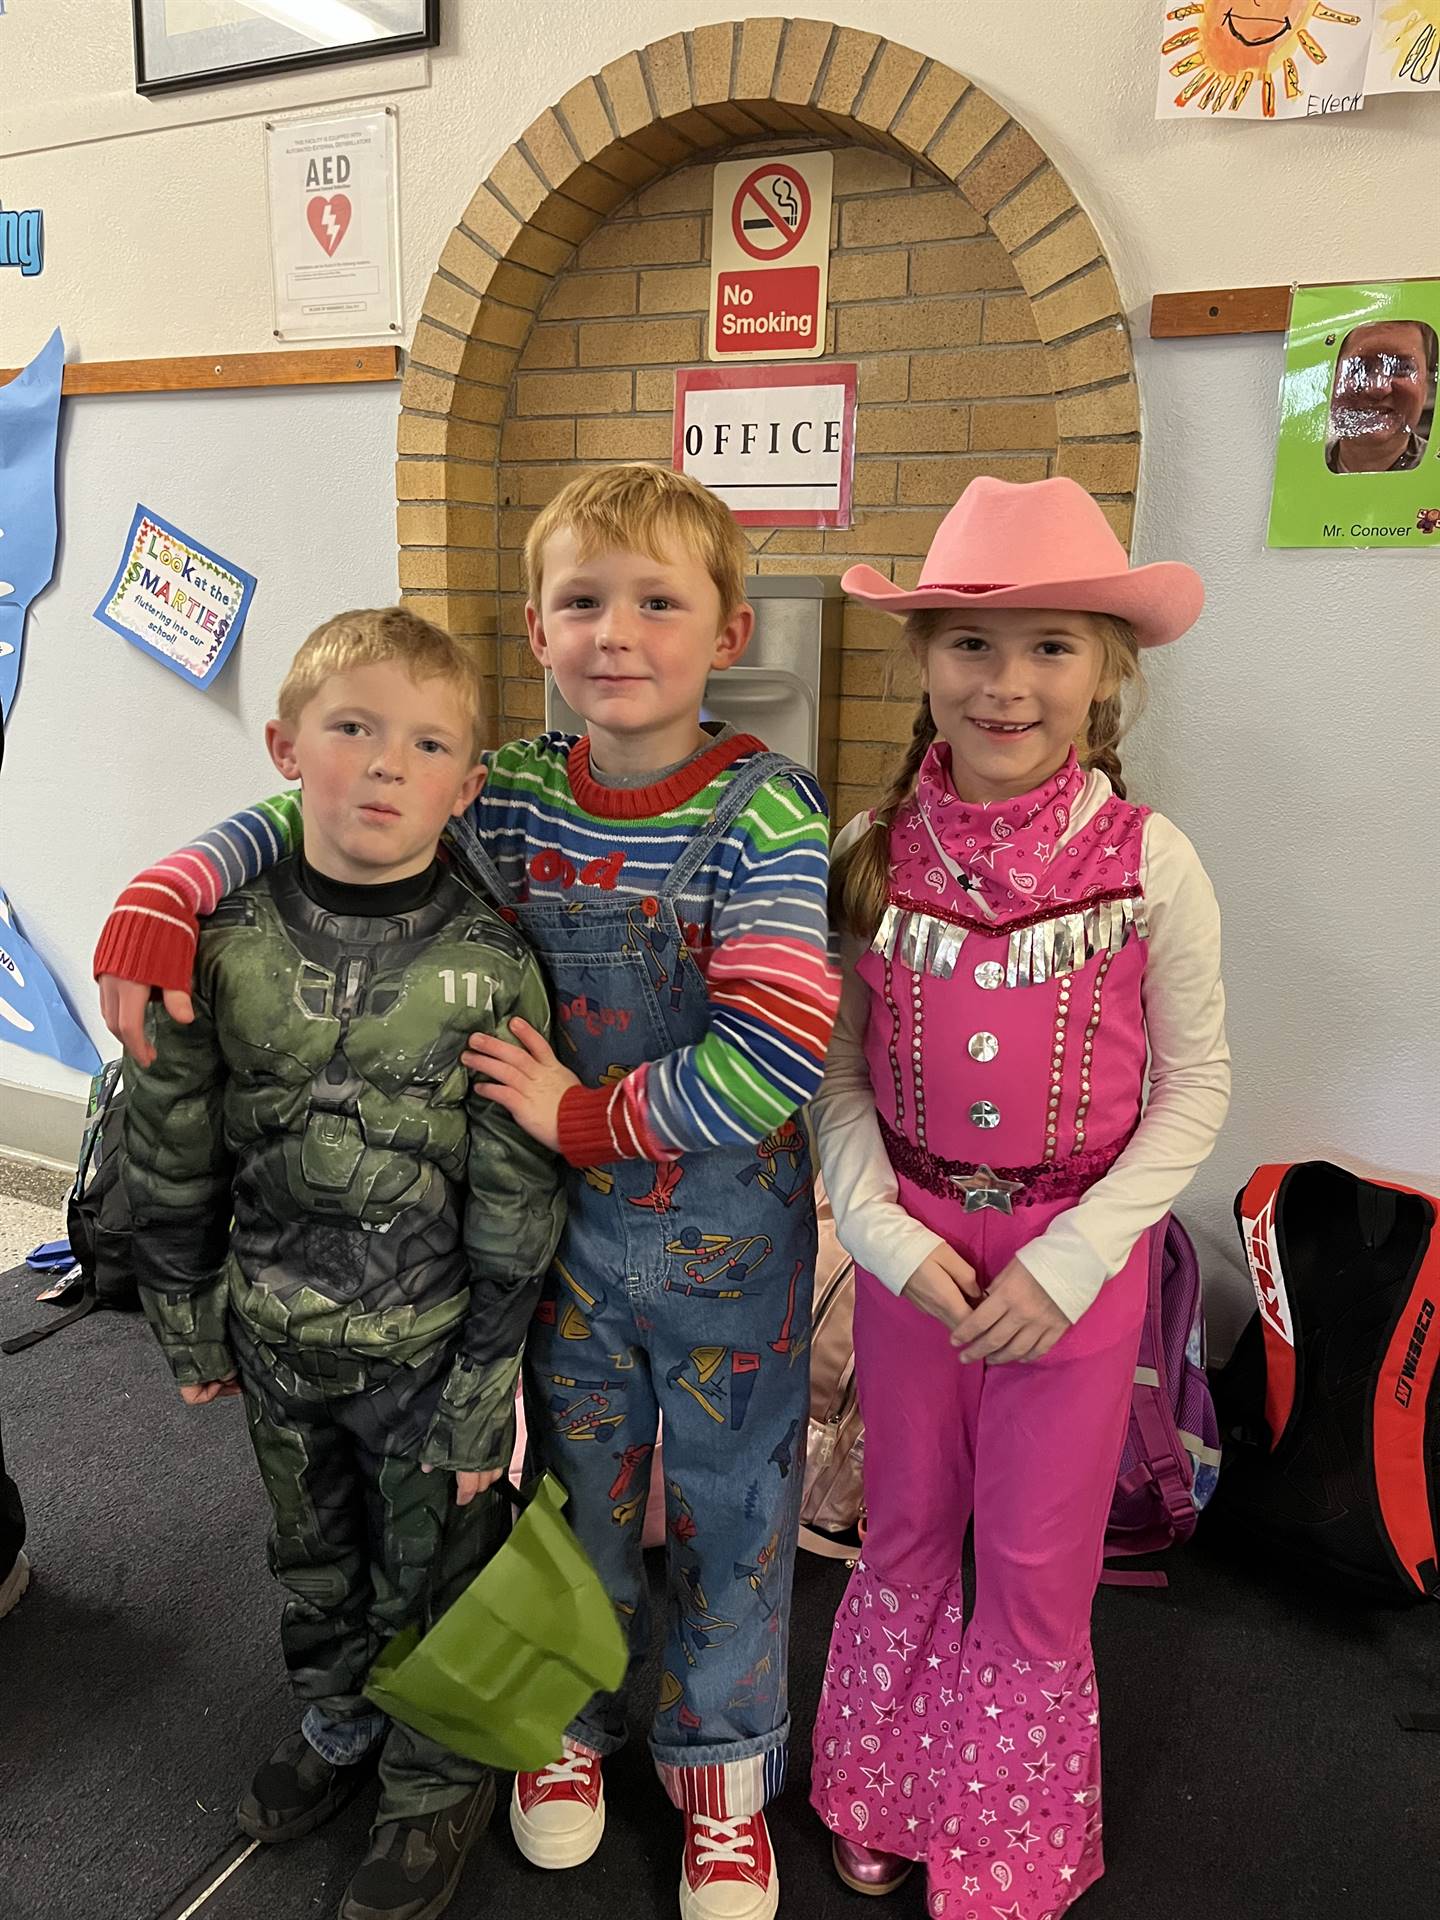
[0, 886, 103, 1076]
[0, 326, 64, 727]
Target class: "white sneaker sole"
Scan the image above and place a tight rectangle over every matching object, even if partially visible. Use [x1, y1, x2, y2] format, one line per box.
[678, 1862, 780, 1920]
[0, 1550, 29, 1619]
[509, 1775, 605, 1869]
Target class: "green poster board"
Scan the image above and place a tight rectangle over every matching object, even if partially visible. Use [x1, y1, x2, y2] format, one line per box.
[1268, 280, 1440, 552]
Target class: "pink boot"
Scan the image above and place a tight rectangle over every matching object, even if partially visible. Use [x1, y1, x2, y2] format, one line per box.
[832, 1835, 914, 1896]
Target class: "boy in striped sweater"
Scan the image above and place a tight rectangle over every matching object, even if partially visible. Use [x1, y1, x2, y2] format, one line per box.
[95, 465, 839, 1920]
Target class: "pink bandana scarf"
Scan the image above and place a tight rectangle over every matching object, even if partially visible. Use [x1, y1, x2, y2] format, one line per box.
[906, 744, 1091, 924]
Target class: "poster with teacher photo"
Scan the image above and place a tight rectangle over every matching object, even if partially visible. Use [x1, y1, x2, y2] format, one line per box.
[1268, 280, 1440, 550]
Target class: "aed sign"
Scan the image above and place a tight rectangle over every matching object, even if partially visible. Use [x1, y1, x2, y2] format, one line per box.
[708, 150, 833, 361]
[673, 364, 857, 528]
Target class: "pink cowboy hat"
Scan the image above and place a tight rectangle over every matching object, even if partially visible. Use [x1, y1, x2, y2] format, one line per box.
[841, 476, 1203, 648]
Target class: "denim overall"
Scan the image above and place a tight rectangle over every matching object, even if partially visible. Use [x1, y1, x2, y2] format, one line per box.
[453, 752, 816, 1817]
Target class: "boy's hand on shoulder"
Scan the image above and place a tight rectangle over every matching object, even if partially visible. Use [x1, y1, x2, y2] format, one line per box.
[179, 1378, 241, 1405]
[463, 1017, 577, 1153]
[901, 1244, 983, 1337]
[950, 1257, 1071, 1366]
[99, 976, 195, 1068]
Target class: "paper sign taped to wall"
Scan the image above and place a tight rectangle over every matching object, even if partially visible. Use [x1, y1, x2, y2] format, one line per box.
[1268, 279, 1440, 548]
[94, 505, 256, 687]
[267, 108, 401, 340]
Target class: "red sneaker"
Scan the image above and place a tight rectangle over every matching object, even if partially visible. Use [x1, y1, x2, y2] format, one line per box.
[680, 1809, 778, 1920]
[509, 1741, 604, 1869]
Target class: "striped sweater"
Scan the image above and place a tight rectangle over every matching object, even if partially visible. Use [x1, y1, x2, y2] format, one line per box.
[93, 730, 840, 1170]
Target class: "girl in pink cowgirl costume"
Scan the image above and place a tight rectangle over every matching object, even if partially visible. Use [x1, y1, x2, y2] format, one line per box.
[809, 476, 1230, 1919]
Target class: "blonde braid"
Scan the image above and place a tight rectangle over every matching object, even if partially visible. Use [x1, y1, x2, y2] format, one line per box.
[831, 695, 938, 940]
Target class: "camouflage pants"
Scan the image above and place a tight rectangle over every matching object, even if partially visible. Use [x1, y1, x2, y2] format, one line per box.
[234, 1323, 509, 1822]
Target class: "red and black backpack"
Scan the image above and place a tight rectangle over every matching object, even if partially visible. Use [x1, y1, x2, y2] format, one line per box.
[1210, 1160, 1439, 1606]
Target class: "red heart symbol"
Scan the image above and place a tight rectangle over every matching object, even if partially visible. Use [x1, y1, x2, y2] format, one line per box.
[306, 194, 351, 256]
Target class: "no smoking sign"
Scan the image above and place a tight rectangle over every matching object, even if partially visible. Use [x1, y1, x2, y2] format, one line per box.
[708, 150, 832, 361]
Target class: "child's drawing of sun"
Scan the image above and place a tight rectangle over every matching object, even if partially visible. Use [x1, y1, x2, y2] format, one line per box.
[1373, 2, 1440, 84]
[1161, 2, 1367, 114]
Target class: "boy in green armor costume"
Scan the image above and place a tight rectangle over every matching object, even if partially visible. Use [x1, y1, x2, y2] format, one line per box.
[123, 608, 565, 1920]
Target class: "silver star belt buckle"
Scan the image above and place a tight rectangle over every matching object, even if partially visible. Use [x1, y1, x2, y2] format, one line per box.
[950, 1165, 1025, 1214]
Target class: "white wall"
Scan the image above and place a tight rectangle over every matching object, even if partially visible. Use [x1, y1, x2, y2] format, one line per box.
[1, 2, 1436, 1329]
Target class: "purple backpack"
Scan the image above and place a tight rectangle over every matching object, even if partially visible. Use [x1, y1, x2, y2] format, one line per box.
[1102, 1213, 1221, 1587]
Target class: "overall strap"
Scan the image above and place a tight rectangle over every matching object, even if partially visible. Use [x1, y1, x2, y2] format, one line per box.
[442, 811, 511, 906]
[660, 750, 793, 898]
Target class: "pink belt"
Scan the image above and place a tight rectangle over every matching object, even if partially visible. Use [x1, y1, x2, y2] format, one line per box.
[878, 1113, 1131, 1208]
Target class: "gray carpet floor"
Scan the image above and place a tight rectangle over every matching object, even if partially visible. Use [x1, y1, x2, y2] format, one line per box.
[1, 1255, 1436, 1920]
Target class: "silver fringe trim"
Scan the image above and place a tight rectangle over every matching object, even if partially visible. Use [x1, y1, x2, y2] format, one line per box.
[872, 896, 1149, 986]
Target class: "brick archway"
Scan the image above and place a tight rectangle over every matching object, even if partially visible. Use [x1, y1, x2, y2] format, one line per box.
[396, 19, 1139, 750]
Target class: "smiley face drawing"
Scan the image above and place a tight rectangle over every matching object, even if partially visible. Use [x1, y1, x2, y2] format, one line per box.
[1159, 2, 1368, 115]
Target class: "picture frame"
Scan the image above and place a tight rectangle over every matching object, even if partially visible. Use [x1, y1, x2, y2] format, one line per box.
[131, 1, 438, 98]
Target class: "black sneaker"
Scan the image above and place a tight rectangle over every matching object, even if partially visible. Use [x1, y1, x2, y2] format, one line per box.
[338, 1776, 496, 1920]
[236, 1729, 378, 1844]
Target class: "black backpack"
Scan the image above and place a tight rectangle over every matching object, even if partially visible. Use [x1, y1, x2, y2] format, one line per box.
[3, 1061, 138, 1354]
[1209, 1159, 1439, 1609]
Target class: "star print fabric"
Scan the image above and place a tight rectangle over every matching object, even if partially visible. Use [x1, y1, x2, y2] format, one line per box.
[811, 1250, 1150, 1917]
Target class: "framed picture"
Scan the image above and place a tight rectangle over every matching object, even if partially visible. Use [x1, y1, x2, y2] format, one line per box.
[132, 1, 438, 98]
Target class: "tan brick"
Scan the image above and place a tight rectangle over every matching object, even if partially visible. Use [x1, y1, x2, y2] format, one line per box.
[406, 320, 467, 380]
[751, 554, 848, 578]
[643, 33, 691, 118]
[590, 140, 653, 190]
[690, 23, 736, 106]
[579, 315, 702, 365]
[1055, 441, 1140, 494]
[927, 89, 1009, 181]
[1046, 325, 1132, 390]
[400, 365, 459, 416]
[896, 453, 1049, 504]
[635, 369, 677, 411]
[895, 68, 969, 152]
[499, 507, 537, 552]
[837, 738, 900, 785]
[838, 297, 981, 356]
[543, 272, 638, 323]
[398, 414, 499, 462]
[438, 227, 499, 298]
[504, 464, 576, 508]
[909, 237, 1019, 296]
[775, 18, 833, 102]
[852, 459, 898, 506]
[1098, 499, 1134, 547]
[520, 110, 578, 193]
[856, 357, 911, 404]
[637, 166, 713, 215]
[519, 324, 577, 370]
[982, 294, 1040, 344]
[600, 52, 652, 138]
[827, 250, 908, 304]
[488, 145, 548, 224]
[957, 122, 1046, 215]
[891, 560, 924, 589]
[576, 415, 674, 461]
[397, 459, 497, 506]
[576, 217, 704, 270]
[666, 107, 725, 148]
[505, 225, 573, 278]
[498, 552, 523, 593]
[842, 650, 922, 699]
[515, 370, 633, 416]
[487, 260, 551, 311]
[756, 528, 824, 554]
[824, 510, 946, 557]
[638, 266, 709, 313]
[816, 27, 882, 113]
[839, 697, 922, 745]
[399, 549, 499, 592]
[560, 166, 632, 218]
[471, 301, 531, 351]
[421, 275, 482, 336]
[839, 603, 906, 652]
[1055, 381, 1139, 437]
[830, 147, 910, 196]
[841, 191, 984, 248]
[410, 323, 515, 388]
[734, 17, 784, 99]
[1012, 212, 1104, 297]
[857, 405, 970, 454]
[557, 78, 616, 164]
[501, 418, 576, 461]
[397, 503, 496, 549]
[397, 413, 450, 457]
[624, 122, 694, 171]
[526, 193, 594, 249]
[1031, 265, 1122, 341]
[460, 186, 523, 258]
[968, 399, 1059, 450]
[454, 381, 509, 427]
[987, 166, 1077, 250]
[910, 346, 1052, 401]
[503, 676, 547, 723]
[855, 42, 926, 130]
